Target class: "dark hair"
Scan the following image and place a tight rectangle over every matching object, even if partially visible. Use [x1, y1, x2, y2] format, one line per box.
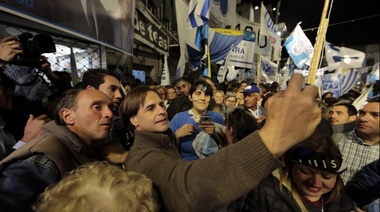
[80, 69, 120, 89]
[120, 85, 159, 131]
[332, 102, 358, 116]
[54, 89, 81, 125]
[226, 108, 259, 143]
[189, 80, 213, 97]
[322, 92, 333, 100]
[173, 77, 190, 87]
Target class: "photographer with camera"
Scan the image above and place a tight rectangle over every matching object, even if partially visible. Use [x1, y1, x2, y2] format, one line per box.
[0, 35, 57, 159]
[0, 36, 23, 68]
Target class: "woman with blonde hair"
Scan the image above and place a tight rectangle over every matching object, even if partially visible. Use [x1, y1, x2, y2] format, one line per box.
[235, 87, 245, 106]
[34, 161, 158, 212]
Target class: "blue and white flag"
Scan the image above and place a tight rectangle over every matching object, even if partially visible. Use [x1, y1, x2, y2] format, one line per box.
[284, 24, 314, 69]
[324, 42, 366, 69]
[188, 0, 210, 28]
[322, 68, 367, 97]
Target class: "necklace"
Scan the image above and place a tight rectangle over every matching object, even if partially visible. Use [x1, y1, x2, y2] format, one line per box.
[190, 109, 202, 122]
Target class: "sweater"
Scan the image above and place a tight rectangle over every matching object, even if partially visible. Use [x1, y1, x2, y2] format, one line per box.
[125, 130, 282, 212]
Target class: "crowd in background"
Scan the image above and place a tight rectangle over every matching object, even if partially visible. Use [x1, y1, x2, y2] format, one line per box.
[0, 34, 379, 212]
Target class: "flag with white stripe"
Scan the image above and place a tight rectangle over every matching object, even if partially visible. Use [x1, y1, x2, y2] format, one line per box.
[324, 42, 366, 69]
[188, 0, 210, 28]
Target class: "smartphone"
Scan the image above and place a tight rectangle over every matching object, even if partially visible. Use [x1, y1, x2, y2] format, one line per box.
[199, 115, 211, 123]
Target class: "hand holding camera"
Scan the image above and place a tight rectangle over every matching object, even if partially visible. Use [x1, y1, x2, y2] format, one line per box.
[0, 36, 23, 67]
[11, 33, 56, 68]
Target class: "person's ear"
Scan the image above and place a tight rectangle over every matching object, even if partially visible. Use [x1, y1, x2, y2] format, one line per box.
[86, 85, 96, 90]
[130, 116, 139, 128]
[228, 126, 234, 136]
[60, 108, 74, 125]
[349, 115, 356, 122]
[189, 94, 193, 102]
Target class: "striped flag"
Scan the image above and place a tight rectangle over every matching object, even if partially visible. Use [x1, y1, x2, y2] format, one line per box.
[322, 68, 367, 97]
[188, 0, 210, 28]
[339, 68, 364, 95]
[324, 42, 366, 69]
[284, 23, 314, 69]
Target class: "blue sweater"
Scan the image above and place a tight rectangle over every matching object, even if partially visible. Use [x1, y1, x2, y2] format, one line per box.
[170, 110, 224, 161]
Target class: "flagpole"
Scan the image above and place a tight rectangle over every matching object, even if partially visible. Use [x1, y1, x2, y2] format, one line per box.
[306, 0, 331, 85]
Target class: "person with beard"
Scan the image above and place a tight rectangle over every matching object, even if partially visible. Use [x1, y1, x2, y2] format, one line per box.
[336, 97, 380, 184]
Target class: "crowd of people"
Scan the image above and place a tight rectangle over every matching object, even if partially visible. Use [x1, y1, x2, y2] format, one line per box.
[0, 34, 379, 212]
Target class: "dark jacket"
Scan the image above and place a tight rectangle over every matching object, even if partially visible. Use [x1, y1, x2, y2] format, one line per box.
[345, 159, 380, 207]
[0, 121, 98, 212]
[242, 173, 356, 212]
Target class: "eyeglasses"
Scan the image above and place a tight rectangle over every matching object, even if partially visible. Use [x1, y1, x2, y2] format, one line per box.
[226, 100, 237, 103]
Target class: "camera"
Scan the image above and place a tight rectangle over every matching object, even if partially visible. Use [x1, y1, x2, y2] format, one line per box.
[12, 33, 56, 68]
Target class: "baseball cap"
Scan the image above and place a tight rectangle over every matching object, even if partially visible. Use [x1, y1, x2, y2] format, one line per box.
[243, 85, 260, 94]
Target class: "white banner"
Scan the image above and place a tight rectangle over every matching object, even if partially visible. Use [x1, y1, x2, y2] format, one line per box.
[260, 2, 281, 50]
[234, 14, 271, 56]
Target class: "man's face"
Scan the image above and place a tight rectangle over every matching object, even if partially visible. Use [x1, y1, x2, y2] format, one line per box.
[176, 81, 191, 97]
[131, 91, 169, 133]
[329, 105, 355, 124]
[98, 75, 122, 114]
[65, 90, 113, 147]
[355, 102, 380, 137]
[243, 92, 260, 109]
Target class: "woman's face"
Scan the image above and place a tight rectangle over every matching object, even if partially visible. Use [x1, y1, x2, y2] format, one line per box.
[237, 90, 244, 99]
[190, 86, 210, 112]
[167, 88, 177, 100]
[291, 164, 337, 202]
[225, 97, 237, 107]
[214, 92, 224, 104]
